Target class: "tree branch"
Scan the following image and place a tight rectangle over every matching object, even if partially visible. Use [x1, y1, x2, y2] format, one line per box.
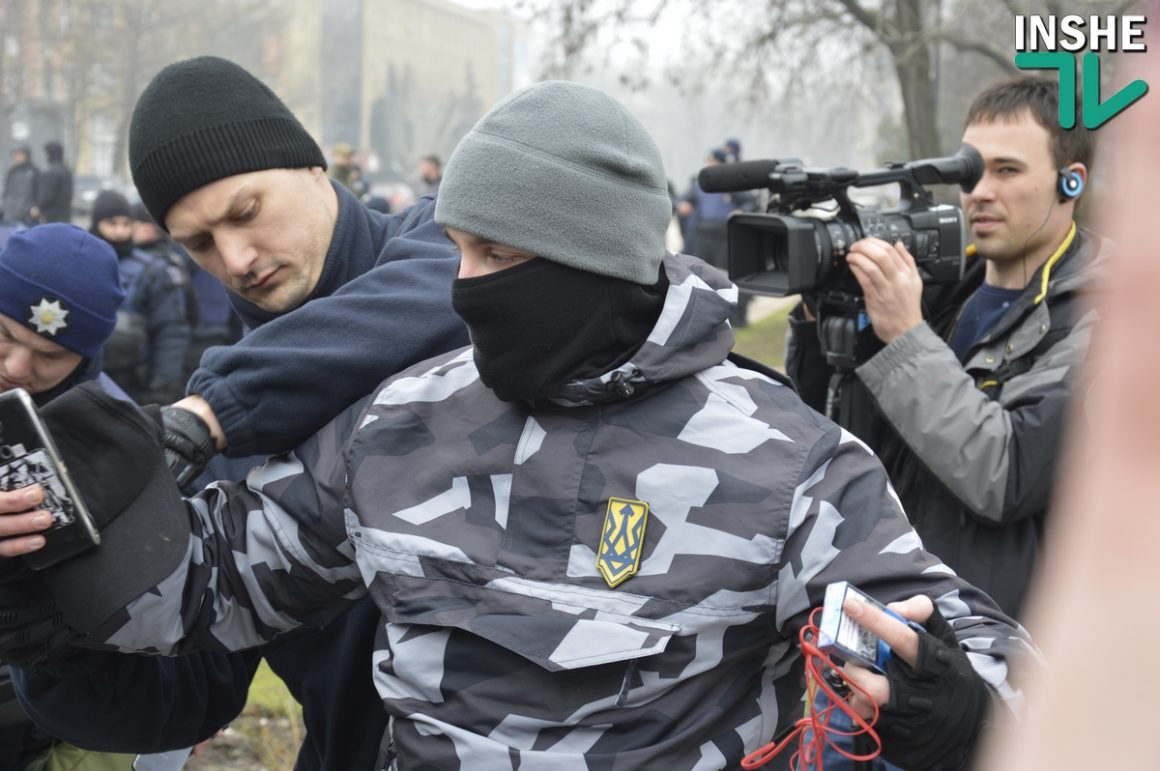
[934, 31, 1021, 73]
[831, 0, 885, 39]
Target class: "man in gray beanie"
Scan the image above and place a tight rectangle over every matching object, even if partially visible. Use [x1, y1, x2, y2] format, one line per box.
[1, 81, 1029, 770]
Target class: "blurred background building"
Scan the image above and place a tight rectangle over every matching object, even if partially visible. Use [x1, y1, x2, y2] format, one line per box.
[0, 0, 531, 208]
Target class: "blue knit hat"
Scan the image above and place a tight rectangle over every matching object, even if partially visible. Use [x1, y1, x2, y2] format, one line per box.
[0, 224, 125, 358]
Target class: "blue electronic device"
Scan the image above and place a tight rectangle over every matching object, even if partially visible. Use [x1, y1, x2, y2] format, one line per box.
[817, 581, 924, 675]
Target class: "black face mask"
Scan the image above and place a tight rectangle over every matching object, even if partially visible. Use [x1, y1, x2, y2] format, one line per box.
[451, 258, 668, 402]
[105, 238, 135, 258]
[90, 227, 134, 258]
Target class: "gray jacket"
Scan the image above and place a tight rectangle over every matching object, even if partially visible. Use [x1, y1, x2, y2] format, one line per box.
[97, 253, 1033, 769]
[856, 226, 1110, 616]
[1, 162, 38, 224]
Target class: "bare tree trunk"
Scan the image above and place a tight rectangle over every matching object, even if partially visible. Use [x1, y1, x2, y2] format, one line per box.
[890, 0, 940, 158]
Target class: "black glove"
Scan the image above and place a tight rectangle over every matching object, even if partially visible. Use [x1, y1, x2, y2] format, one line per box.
[876, 604, 992, 771]
[0, 579, 78, 668]
[141, 405, 217, 488]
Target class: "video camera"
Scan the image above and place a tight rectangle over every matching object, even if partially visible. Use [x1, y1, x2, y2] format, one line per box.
[699, 146, 983, 368]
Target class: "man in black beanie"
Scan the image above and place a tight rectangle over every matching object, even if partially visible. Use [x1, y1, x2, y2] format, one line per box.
[126, 55, 467, 464]
[88, 189, 191, 404]
[1, 80, 1027, 771]
[33, 142, 72, 224]
[3, 55, 468, 771]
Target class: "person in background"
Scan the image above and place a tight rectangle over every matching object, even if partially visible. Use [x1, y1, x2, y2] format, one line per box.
[88, 190, 191, 404]
[414, 153, 442, 196]
[677, 148, 752, 327]
[1, 148, 38, 226]
[32, 143, 73, 224]
[723, 137, 742, 163]
[129, 202, 239, 385]
[327, 142, 357, 191]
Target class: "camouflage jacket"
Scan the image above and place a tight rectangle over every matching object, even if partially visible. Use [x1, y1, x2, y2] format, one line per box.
[98, 253, 1033, 770]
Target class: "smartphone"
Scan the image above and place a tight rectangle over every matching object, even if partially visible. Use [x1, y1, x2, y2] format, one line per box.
[817, 581, 921, 674]
[0, 388, 100, 569]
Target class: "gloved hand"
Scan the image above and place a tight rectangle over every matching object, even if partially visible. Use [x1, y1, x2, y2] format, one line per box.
[0, 579, 78, 668]
[142, 405, 217, 488]
[876, 604, 992, 771]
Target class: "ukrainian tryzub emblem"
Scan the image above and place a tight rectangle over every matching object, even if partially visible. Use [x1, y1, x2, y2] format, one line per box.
[28, 298, 69, 336]
[597, 497, 650, 588]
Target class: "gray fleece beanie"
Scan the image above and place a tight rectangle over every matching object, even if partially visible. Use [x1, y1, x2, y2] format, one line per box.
[434, 81, 672, 285]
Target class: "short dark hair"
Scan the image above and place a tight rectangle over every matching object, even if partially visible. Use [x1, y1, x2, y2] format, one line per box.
[421, 154, 441, 169]
[963, 75, 1094, 172]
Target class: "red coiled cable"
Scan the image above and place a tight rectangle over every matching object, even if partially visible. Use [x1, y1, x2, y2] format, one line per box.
[741, 607, 883, 770]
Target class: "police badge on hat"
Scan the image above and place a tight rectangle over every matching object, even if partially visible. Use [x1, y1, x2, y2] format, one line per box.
[597, 497, 650, 588]
[28, 297, 69, 336]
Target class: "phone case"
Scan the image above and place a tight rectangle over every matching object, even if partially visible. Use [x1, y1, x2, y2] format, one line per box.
[0, 388, 101, 569]
[817, 581, 892, 674]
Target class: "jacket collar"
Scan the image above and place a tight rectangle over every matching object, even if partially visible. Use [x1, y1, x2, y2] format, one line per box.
[547, 253, 737, 406]
[963, 224, 1111, 351]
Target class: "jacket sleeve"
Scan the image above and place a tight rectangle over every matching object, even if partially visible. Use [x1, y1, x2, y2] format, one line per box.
[88, 399, 371, 656]
[12, 649, 260, 753]
[774, 422, 1037, 711]
[187, 218, 469, 458]
[855, 315, 1095, 525]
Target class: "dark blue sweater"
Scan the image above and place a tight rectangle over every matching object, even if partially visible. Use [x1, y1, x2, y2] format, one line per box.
[15, 185, 470, 770]
[190, 186, 469, 456]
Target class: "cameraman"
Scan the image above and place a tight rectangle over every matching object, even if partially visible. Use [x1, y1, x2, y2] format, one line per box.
[787, 75, 1111, 621]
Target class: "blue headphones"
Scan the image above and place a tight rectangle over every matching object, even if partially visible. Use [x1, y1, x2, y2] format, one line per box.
[1058, 168, 1084, 201]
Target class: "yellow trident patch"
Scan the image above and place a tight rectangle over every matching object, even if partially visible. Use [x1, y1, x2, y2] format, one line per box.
[596, 497, 650, 588]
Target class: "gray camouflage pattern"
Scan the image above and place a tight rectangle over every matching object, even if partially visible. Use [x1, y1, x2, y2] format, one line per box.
[96, 253, 1034, 769]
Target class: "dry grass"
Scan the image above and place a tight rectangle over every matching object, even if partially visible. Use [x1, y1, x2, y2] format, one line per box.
[184, 661, 304, 770]
[733, 300, 792, 370]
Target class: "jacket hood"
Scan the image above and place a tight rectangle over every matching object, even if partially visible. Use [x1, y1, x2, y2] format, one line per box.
[549, 252, 737, 406]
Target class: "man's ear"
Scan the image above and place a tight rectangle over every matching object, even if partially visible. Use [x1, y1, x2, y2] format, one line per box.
[1059, 163, 1088, 202]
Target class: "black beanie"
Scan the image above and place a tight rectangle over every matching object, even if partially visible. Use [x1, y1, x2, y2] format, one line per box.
[90, 189, 131, 229]
[129, 56, 327, 229]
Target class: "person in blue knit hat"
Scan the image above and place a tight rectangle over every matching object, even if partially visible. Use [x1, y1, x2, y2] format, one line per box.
[0, 224, 127, 406]
[0, 222, 136, 771]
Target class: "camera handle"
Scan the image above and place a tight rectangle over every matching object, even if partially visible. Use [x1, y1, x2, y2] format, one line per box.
[824, 370, 881, 443]
[817, 293, 879, 371]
